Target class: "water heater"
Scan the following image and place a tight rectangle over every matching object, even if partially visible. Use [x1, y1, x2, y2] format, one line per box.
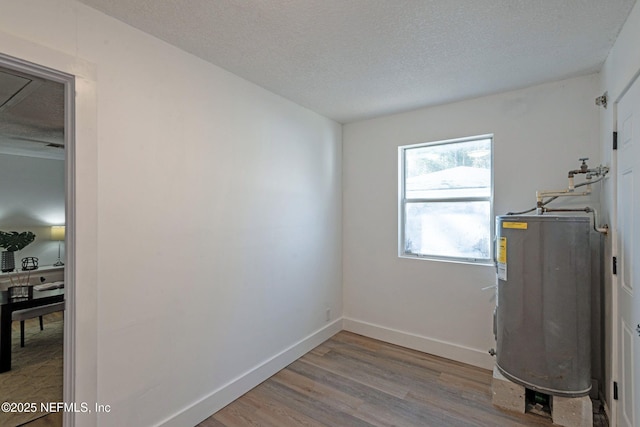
[495, 215, 591, 397]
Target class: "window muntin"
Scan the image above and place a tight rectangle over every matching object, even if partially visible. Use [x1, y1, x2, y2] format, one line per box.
[399, 136, 493, 262]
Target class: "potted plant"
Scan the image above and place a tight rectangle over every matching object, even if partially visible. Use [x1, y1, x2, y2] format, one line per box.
[0, 231, 36, 273]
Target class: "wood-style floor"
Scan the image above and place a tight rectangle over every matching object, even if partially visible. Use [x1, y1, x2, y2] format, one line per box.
[18, 412, 62, 427]
[200, 331, 606, 427]
[1, 313, 63, 427]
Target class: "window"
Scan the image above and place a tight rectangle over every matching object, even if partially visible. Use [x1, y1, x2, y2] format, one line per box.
[399, 135, 493, 263]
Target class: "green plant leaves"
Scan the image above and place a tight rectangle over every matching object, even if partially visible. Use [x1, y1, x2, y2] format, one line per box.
[0, 231, 36, 252]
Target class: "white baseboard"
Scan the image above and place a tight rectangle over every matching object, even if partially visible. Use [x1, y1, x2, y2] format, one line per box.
[157, 318, 343, 427]
[343, 317, 494, 370]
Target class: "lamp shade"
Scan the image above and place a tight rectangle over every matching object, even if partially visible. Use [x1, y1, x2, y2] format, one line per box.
[51, 225, 65, 241]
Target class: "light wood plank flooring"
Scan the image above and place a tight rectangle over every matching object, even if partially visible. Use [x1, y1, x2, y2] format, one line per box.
[200, 331, 606, 427]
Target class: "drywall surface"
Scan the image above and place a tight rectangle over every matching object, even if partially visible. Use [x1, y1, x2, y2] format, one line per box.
[0, 154, 64, 228]
[343, 74, 601, 370]
[0, 154, 65, 266]
[0, 1, 342, 426]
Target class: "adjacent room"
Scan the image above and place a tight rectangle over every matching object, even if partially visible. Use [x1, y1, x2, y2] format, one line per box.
[0, 1, 639, 426]
[0, 65, 67, 426]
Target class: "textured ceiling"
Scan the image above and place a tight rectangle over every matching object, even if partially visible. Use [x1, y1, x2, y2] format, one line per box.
[76, 0, 637, 123]
[0, 67, 65, 160]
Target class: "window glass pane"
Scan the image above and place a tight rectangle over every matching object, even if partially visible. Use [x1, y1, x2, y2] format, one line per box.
[405, 139, 491, 199]
[404, 201, 491, 259]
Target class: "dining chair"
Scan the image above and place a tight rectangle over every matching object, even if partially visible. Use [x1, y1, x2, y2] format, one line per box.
[8, 285, 65, 347]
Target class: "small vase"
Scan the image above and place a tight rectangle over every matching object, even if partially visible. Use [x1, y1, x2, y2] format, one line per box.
[1, 251, 15, 273]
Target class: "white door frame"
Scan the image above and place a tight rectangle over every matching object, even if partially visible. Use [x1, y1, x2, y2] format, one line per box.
[612, 66, 640, 427]
[610, 116, 619, 427]
[0, 53, 76, 426]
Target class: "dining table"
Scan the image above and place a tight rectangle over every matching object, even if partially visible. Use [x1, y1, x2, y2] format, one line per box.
[0, 286, 64, 373]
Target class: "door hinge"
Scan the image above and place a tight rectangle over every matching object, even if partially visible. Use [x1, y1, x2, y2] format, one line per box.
[613, 256, 617, 275]
[613, 381, 618, 400]
[613, 131, 618, 150]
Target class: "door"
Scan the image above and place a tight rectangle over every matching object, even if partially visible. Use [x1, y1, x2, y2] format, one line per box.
[617, 73, 640, 427]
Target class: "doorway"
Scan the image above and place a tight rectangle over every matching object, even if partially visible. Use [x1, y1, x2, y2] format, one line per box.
[0, 54, 74, 426]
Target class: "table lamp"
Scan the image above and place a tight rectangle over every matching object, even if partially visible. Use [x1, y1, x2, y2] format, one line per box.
[51, 225, 65, 266]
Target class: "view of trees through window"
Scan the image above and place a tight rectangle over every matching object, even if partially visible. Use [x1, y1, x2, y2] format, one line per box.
[406, 140, 490, 176]
[400, 136, 492, 262]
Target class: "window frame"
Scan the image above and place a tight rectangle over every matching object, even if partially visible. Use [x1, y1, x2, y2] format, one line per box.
[398, 134, 494, 264]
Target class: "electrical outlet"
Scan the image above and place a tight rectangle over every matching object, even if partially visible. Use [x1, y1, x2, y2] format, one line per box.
[325, 308, 331, 322]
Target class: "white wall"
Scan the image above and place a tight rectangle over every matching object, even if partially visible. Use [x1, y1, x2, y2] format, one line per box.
[0, 154, 65, 266]
[343, 74, 601, 369]
[0, 1, 342, 426]
[0, 154, 65, 227]
[598, 0, 640, 417]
